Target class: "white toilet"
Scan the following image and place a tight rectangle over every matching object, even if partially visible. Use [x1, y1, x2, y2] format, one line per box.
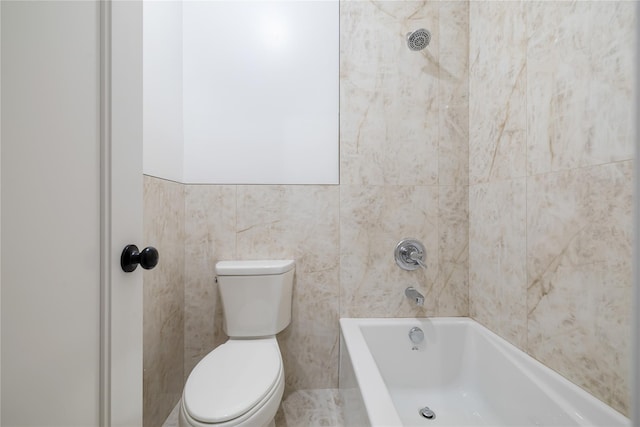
[179, 260, 295, 427]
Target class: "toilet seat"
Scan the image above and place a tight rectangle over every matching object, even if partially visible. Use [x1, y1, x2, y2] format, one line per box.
[182, 338, 282, 425]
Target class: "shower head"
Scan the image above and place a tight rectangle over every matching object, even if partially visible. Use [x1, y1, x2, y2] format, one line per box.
[406, 28, 431, 51]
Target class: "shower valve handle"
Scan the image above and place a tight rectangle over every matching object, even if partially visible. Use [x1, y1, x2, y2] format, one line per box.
[394, 238, 427, 271]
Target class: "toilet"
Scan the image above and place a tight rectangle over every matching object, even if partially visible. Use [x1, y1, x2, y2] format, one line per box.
[179, 260, 295, 427]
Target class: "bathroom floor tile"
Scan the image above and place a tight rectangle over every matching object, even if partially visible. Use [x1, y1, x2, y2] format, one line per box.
[163, 388, 344, 427]
[161, 402, 180, 427]
[276, 389, 344, 427]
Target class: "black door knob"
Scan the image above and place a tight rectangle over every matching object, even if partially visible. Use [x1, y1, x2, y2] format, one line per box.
[121, 244, 159, 272]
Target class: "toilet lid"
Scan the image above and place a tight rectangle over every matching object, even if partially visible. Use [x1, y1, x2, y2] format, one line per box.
[183, 338, 282, 423]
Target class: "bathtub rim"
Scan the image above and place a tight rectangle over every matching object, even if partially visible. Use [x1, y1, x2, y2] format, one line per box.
[339, 316, 630, 427]
[339, 318, 403, 427]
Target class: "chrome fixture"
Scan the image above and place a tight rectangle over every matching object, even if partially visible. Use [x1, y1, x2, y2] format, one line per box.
[395, 238, 427, 271]
[419, 406, 436, 420]
[408, 326, 424, 344]
[405, 286, 424, 306]
[406, 28, 431, 51]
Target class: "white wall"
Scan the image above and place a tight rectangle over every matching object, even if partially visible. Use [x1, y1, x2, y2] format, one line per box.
[144, 0, 339, 185]
[182, 0, 339, 184]
[143, 0, 183, 182]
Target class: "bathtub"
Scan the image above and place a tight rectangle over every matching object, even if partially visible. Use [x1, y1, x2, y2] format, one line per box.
[338, 317, 630, 427]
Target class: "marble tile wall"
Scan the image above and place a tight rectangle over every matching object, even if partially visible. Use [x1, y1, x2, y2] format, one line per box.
[183, 185, 236, 377]
[143, 176, 185, 427]
[339, 0, 469, 321]
[468, 1, 634, 416]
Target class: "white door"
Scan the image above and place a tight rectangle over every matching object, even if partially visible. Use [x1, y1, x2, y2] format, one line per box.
[1, 1, 143, 426]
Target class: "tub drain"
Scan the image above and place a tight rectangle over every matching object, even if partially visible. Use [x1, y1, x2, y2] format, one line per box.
[419, 406, 436, 420]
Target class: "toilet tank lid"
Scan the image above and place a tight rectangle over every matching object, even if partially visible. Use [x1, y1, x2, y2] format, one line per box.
[215, 260, 295, 276]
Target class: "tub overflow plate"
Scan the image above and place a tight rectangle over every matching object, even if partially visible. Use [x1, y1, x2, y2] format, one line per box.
[419, 406, 436, 420]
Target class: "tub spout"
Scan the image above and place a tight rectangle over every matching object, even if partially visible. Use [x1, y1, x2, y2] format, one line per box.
[405, 286, 424, 306]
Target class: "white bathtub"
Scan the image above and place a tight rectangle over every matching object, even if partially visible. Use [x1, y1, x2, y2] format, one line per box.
[339, 317, 630, 427]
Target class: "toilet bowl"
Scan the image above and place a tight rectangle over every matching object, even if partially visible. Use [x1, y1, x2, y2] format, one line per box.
[179, 338, 284, 427]
[179, 260, 294, 427]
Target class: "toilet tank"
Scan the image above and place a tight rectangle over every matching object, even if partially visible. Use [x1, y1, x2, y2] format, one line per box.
[215, 260, 295, 338]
